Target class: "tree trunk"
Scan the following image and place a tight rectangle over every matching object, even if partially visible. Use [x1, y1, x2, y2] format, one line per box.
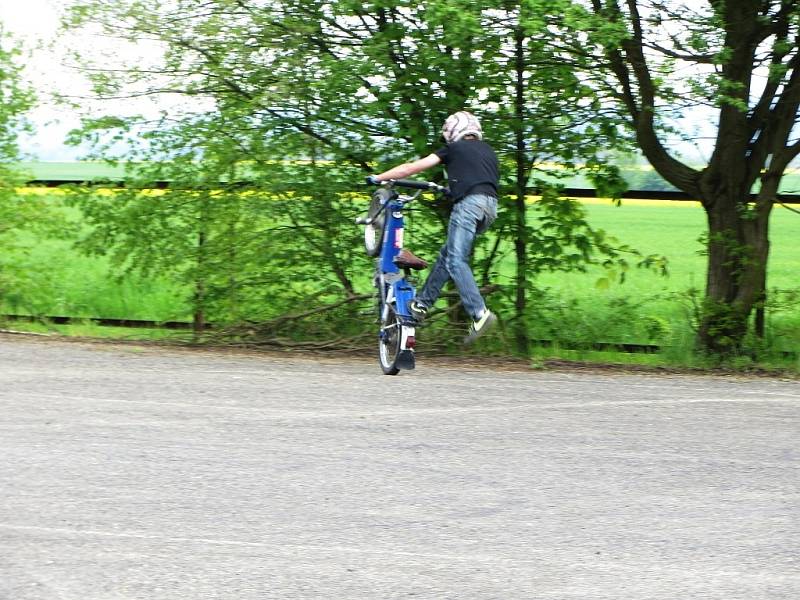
[590, 0, 796, 357]
[193, 228, 207, 336]
[193, 194, 211, 337]
[512, 25, 529, 356]
[697, 190, 771, 354]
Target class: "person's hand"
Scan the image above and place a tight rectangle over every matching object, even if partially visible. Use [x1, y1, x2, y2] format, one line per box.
[365, 175, 382, 185]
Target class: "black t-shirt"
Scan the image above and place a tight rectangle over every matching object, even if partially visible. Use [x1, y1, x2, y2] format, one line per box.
[434, 139, 499, 201]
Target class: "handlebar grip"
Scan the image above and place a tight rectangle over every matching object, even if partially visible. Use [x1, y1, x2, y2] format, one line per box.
[391, 179, 436, 190]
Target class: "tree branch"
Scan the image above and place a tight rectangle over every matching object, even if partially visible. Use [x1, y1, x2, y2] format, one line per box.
[597, 0, 700, 195]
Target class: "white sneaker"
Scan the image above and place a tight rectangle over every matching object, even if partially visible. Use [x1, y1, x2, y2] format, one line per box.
[463, 310, 497, 345]
[408, 299, 429, 321]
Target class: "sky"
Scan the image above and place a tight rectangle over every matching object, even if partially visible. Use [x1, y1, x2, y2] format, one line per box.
[0, 0, 85, 160]
[1, 0, 203, 162]
[0, 0, 720, 165]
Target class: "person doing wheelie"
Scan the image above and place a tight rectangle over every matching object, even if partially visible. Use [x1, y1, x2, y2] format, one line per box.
[368, 111, 499, 344]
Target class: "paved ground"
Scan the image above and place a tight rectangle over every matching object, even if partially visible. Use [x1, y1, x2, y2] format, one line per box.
[0, 333, 798, 599]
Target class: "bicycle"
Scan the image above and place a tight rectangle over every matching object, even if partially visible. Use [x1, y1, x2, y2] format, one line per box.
[357, 178, 448, 375]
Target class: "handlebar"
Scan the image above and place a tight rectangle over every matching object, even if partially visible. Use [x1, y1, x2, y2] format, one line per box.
[357, 178, 448, 225]
[391, 179, 447, 193]
[366, 176, 449, 195]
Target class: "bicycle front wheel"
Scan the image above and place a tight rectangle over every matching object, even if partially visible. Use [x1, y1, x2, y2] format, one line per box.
[364, 191, 387, 257]
[378, 304, 402, 375]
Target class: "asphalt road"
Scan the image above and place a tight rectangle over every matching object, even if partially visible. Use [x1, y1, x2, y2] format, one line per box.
[1, 333, 798, 599]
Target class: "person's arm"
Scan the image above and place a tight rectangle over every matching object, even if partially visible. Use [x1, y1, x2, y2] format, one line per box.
[372, 153, 441, 182]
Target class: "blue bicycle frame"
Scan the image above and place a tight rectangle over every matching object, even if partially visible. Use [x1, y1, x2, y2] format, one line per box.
[372, 193, 418, 373]
[361, 179, 446, 374]
[379, 197, 415, 320]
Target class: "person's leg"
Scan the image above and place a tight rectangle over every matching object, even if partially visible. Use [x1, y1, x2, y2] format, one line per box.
[445, 195, 495, 318]
[415, 243, 450, 309]
[414, 194, 497, 318]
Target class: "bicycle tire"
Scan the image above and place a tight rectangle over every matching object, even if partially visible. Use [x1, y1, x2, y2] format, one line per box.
[378, 303, 402, 375]
[364, 191, 388, 257]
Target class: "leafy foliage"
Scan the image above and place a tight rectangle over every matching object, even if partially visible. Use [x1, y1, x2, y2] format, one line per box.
[562, 0, 800, 354]
[58, 0, 664, 348]
[0, 25, 68, 303]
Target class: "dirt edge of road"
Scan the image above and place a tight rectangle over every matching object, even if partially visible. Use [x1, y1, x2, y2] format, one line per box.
[1, 329, 797, 380]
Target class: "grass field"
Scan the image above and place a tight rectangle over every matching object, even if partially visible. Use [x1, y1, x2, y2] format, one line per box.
[526, 199, 799, 358]
[0, 236, 189, 321]
[1, 196, 189, 321]
[2, 185, 798, 365]
[538, 199, 798, 294]
[538, 199, 707, 291]
[18, 160, 800, 194]
[16, 162, 131, 181]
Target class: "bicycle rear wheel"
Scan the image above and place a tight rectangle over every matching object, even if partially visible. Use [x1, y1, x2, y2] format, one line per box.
[378, 304, 402, 375]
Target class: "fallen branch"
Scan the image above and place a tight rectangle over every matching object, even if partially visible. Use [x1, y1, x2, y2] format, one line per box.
[211, 284, 504, 350]
[219, 292, 372, 337]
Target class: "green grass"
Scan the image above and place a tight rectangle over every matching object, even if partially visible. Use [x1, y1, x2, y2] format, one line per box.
[1, 198, 190, 321]
[15, 161, 130, 181]
[15, 161, 800, 195]
[543, 201, 799, 354]
[3, 190, 799, 363]
[536, 200, 797, 292]
[0, 318, 192, 341]
[1, 236, 190, 321]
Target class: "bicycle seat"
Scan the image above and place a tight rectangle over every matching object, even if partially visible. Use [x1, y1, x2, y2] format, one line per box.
[393, 249, 428, 270]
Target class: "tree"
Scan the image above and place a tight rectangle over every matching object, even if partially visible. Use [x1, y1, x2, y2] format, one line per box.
[470, 1, 652, 353]
[63, 1, 377, 329]
[572, 0, 800, 355]
[62, 0, 661, 350]
[0, 26, 33, 165]
[64, 122, 371, 333]
[0, 24, 64, 306]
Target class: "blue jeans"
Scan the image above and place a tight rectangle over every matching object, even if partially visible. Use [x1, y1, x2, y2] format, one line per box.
[417, 193, 498, 319]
